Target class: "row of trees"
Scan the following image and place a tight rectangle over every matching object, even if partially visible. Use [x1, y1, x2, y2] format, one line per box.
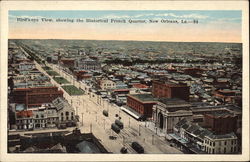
[104, 58, 218, 66]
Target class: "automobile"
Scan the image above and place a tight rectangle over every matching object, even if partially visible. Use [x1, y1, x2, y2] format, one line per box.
[115, 119, 124, 129]
[57, 124, 67, 129]
[109, 135, 117, 140]
[131, 142, 144, 153]
[120, 147, 128, 154]
[103, 110, 109, 117]
[111, 123, 121, 134]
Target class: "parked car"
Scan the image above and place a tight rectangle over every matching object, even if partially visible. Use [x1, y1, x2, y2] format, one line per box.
[131, 142, 144, 153]
[120, 147, 128, 154]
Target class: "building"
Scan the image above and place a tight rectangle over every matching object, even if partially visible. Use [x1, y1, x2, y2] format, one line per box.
[52, 97, 75, 123]
[153, 98, 193, 133]
[12, 86, 63, 108]
[15, 97, 76, 130]
[59, 58, 75, 68]
[214, 89, 238, 104]
[152, 80, 190, 101]
[18, 61, 35, 71]
[74, 70, 92, 81]
[184, 68, 204, 77]
[204, 112, 238, 135]
[75, 57, 101, 71]
[172, 119, 239, 154]
[98, 79, 116, 90]
[16, 110, 33, 130]
[204, 133, 238, 154]
[126, 94, 158, 118]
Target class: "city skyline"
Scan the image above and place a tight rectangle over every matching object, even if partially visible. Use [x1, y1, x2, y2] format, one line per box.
[9, 10, 242, 43]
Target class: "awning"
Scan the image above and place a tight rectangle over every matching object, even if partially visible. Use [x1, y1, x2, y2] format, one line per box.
[168, 133, 188, 144]
[120, 106, 141, 120]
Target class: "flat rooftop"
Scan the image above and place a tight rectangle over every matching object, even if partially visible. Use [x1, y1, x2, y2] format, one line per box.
[129, 94, 158, 102]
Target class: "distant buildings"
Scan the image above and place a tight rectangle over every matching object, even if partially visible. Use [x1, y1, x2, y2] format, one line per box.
[75, 57, 101, 71]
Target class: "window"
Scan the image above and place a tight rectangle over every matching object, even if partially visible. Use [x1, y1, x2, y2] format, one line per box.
[231, 140, 233, 145]
[234, 146, 236, 152]
[224, 147, 226, 153]
[66, 111, 69, 116]
[231, 147, 233, 152]
[219, 141, 221, 146]
[218, 148, 221, 153]
[212, 149, 214, 154]
[224, 141, 227, 145]
[61, 112, 63, 116]
[213, 142, 215, 147]
[36, 115, 39, 118]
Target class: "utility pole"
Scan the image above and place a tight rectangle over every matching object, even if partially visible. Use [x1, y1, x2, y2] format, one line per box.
[107, 102, 109, 113]
[103, 119, 105, 130]
[81, 113, 84, 126]
[129, 117, 130, 128]
[76, 106, 78, 116]
[139, 125, 141, 136]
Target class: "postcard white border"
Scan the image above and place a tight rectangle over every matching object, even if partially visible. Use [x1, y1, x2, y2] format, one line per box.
[1, 1, 249, 161]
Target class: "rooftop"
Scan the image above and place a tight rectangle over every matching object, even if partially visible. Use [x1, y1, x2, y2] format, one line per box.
[158, 98, 191, 107]
[129, 94, 158, 102]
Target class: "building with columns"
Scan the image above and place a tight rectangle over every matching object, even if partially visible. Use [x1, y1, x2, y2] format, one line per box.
[152, 98, 193, 133]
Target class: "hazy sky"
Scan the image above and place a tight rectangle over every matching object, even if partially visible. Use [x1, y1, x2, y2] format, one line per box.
[9, 10, 242, 42]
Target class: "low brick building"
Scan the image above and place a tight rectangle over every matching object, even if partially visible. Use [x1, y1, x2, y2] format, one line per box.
[126, 94, 158, 118]
[152, 80, 190, 101]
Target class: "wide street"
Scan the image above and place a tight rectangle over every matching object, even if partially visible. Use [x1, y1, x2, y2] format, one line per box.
[19, 44, 182, 154]
[47, 63, 183, 154]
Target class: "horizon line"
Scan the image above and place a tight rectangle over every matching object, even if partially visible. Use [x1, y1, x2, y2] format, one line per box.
[8, 38, 242, 44]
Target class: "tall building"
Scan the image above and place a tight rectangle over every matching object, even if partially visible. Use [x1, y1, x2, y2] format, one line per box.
[204, 112, 238, 135]
[152, 80, 190, 101]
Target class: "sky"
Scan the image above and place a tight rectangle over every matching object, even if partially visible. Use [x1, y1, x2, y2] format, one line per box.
[9, 10, 242, 42]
